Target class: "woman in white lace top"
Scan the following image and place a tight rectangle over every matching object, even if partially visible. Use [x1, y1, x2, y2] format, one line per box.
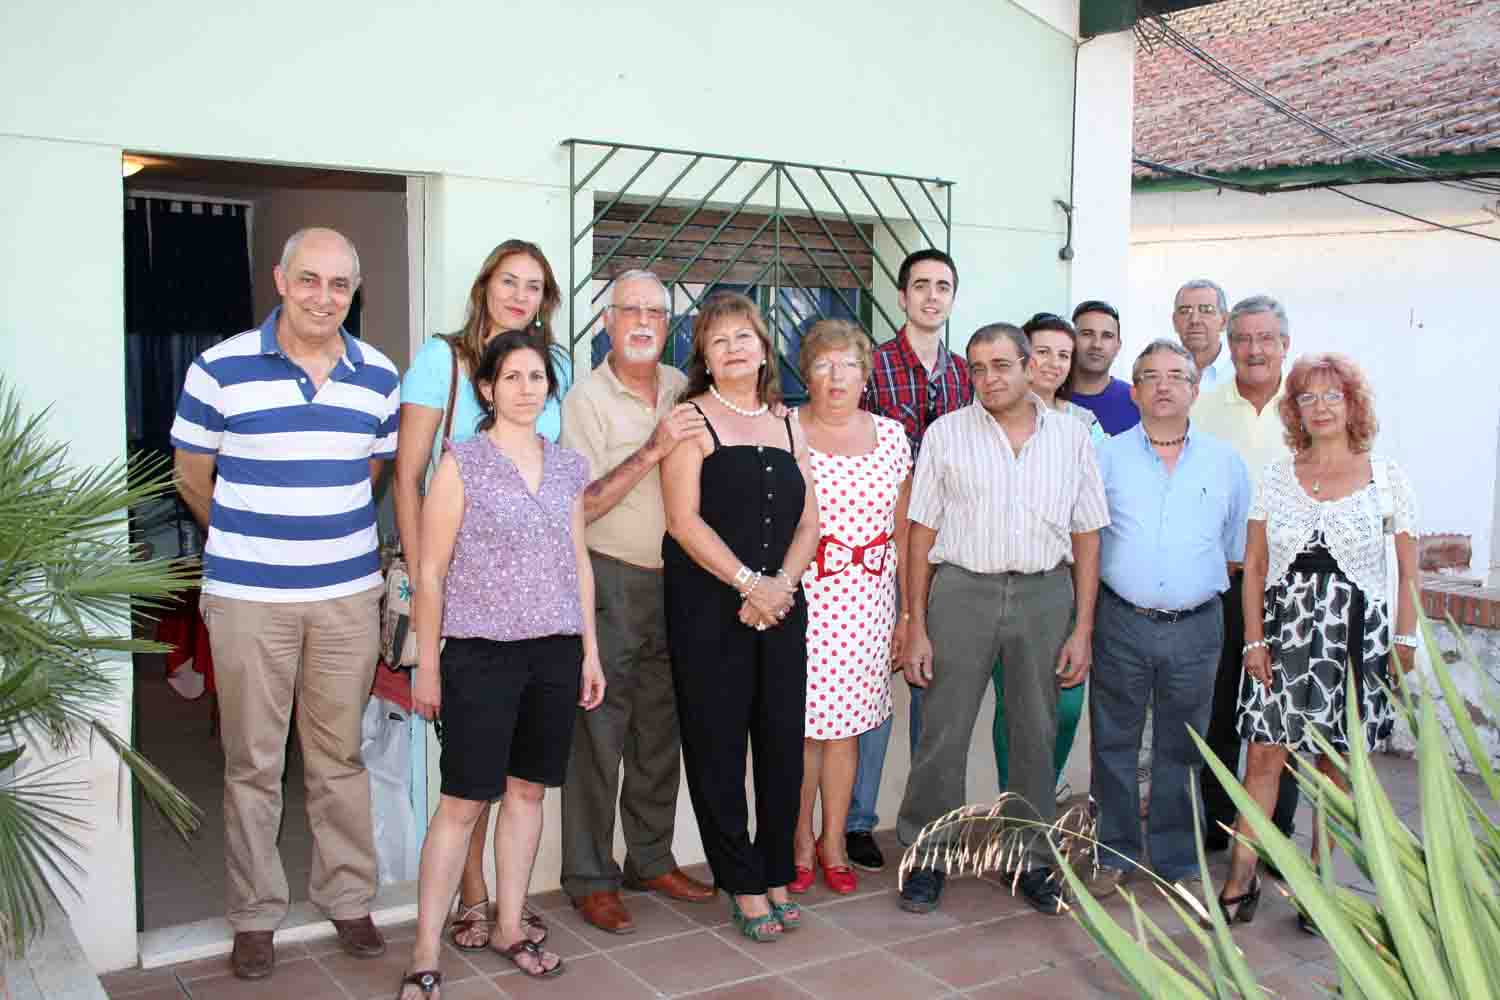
[1216, 353, 1418, 929]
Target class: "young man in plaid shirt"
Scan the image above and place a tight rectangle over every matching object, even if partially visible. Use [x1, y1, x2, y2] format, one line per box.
[844, 248, 971, 874]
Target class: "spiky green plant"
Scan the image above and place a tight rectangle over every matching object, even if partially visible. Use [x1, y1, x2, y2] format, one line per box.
[1056, 611, 1500, 998]
[0, 381, 201, 956]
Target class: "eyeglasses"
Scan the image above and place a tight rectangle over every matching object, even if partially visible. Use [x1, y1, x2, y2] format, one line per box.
[610, 304, 669, 323]
[1175, 304, 1219, 317]
[1135, 371, 1196, 386]
[1295, 390, 1345, 408]
[810, 358, 864, 377]
[1229, 333, 1282, 349]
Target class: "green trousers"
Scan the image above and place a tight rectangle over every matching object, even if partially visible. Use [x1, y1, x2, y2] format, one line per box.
[991, 657, 1085, 790]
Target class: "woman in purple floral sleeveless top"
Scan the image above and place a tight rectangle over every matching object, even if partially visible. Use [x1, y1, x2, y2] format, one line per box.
[399, 331, 605, 993]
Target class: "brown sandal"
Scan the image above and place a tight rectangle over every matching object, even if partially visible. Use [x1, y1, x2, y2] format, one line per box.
[449, 900, 548, 951]
[396, 970, 441, 1000]
[494, 938, 565, 978]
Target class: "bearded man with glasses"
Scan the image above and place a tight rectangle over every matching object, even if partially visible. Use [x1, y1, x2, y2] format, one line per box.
[557, 269, 717, 933]
[1087, 339, 1250, 897]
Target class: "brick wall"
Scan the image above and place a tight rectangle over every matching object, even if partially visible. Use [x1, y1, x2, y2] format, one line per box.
[1421, 577, 1500, 631]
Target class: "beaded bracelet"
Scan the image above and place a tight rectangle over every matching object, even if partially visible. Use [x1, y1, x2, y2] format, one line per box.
[1393, 633, 1418, 648]
[1242, 639, 1269, 654]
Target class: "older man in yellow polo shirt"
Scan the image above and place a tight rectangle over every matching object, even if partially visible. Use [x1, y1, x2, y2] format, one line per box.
[1191, 294, 1300, 851]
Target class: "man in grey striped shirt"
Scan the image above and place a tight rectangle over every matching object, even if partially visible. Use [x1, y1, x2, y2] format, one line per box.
[895, 324, 1109, 917]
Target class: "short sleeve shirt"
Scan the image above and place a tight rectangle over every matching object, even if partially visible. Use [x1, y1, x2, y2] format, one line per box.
[169, 309, 400, 603]
[560, 357, 687, 569]
[402, 336, 572, 444]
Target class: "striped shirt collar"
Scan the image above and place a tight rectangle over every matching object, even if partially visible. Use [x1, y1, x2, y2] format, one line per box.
[256, 306, 364, 371]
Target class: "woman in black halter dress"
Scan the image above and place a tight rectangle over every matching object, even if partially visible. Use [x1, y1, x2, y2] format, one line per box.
[661, 293, 821, 943]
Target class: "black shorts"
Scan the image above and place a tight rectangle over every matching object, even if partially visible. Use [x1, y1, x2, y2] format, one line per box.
[437, 634, 583, 802]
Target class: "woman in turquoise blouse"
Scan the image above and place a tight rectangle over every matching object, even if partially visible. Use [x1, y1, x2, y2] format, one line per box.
[393, 238, 572, 953]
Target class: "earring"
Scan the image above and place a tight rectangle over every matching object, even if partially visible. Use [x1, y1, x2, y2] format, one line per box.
[534, 315, 542, 330]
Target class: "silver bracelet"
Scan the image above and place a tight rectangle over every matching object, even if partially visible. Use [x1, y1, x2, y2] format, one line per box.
[733, 565, 754, 588]
[1242, 639, 1269, 654]
[1393, 633, 1418, 648]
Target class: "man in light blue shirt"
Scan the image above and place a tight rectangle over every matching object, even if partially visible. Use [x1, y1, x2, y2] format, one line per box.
[1089, 338, 1249, 892]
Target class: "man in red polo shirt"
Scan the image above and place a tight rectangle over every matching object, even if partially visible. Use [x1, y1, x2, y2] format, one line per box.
[844, 248, 971, 874]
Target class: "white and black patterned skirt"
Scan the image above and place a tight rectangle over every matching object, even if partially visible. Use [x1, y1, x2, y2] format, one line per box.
[1238, 548, 1394, 755]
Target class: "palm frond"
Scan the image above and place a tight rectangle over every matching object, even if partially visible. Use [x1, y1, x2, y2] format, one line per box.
[0, 378, 199, 952]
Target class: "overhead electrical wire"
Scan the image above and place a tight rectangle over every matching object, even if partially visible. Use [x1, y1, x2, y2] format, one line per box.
[1325, 187, 1500, 244]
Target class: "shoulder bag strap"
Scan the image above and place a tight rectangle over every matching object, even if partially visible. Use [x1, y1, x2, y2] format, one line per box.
[421, 339, 462, 494]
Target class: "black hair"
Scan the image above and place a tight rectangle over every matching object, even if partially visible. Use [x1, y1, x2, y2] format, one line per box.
[966, 323, 1030, 365]
[1071, 299, 1120, 326]
[1022, 312, 1075, 338]
[473, 330, 560, 432]
[897, 248, 959, 292]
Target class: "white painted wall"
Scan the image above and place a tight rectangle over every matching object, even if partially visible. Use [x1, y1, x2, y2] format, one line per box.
[1070, 29, 1136, 310]
[0, 135, 139, 975]
[1130, 181, 1500, 572]
[0, 0, 1130, 970]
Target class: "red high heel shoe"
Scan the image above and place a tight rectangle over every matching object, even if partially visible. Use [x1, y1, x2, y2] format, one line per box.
[788, 864, 815, 894]
[817, 843, 858, 895]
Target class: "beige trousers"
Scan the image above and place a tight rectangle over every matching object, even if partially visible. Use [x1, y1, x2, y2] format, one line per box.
[201, 586, 382, 931]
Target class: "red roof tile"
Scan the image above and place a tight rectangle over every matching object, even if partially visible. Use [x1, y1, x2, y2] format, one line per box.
[1133, 0, 1500, 178]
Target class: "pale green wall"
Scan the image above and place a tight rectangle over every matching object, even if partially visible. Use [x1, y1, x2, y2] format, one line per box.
[0, 0, 1081, 970]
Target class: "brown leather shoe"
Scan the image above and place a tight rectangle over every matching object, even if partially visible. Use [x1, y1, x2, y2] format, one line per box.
[330, 915, 386, 958]
[626, 868, 717, 903]
[230, 930, 275, 980]
[572, 891, 635, 934]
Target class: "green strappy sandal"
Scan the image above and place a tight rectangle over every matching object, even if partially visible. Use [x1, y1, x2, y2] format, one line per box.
[729, 897, 782, 943]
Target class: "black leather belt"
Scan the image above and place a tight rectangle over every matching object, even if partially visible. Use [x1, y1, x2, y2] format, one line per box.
[1103, 584, 1216, 624]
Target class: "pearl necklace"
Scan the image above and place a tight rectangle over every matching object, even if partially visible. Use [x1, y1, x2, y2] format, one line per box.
[710, 383, 768, 417]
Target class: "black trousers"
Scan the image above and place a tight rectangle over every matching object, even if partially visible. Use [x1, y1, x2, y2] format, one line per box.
[670, 596, 807, 896]
[1201, 573, 1300, 838]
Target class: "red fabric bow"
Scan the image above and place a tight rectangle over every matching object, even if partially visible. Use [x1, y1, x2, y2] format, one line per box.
[814, 531, 891, 580]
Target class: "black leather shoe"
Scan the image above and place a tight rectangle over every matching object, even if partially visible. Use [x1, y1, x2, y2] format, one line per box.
[1018, 867, 1067, 916]
[845, 831, 885, 873]
[898, 868, 945, 913]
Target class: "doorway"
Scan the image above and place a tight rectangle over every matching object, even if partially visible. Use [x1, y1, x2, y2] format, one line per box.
[124, 154, 420, 934]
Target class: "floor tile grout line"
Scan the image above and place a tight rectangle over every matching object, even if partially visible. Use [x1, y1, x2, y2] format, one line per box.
[595, 947, 673, 997]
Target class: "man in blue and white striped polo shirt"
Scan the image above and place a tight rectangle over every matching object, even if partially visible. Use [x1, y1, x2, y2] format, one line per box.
[171, 228, 399, 981]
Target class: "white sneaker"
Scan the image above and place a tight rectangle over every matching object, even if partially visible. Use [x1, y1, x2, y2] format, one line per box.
[1055, 779, 1073, 805]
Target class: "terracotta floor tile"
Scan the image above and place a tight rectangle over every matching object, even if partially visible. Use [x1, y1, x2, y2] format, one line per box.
[448, 920, 595, 977]
[791, 949, 948, 999]
[608, 928, 767, 995]
[548, 895, 696, 951]
[892, 916, 1097, 990]
[100, 967, 184, 996]
[708, 907, 868, 972]
[490, 953, 654, 999]
[183, 957, 344, 1000]
[105, 986, 190, 1000]
[318, 945, 474, 1000]
[684, 974, 812, 998]
[926, 875, 1032, 924]
[815, 891, 961, 946]
[1256, 962, 1343, 1000]
[432, 977, 504, 1000]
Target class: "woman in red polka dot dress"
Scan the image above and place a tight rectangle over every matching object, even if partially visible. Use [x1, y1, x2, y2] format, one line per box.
[789, 320, 913, 895]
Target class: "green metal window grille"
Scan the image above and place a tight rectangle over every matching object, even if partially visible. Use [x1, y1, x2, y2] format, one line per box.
[563, 138, 953, 400]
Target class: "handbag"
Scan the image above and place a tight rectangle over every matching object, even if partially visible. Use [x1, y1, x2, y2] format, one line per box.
[381, 341, 459, 668]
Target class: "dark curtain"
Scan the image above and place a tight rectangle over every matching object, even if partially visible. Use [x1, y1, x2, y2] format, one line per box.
[125, 197, 253, 456]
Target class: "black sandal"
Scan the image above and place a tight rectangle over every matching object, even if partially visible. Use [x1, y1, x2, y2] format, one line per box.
[495, 938, 565, 979]
[1217, 877, 1261, 924]
[448, 899, 548, 951]
[396, 970, 441, 1000]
